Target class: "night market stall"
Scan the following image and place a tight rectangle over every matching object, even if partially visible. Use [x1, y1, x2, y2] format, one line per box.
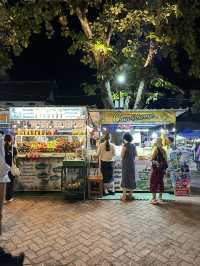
[88, 109, 186, 194]
[9, 106, 88, 197]
[174, 129, 200, 195]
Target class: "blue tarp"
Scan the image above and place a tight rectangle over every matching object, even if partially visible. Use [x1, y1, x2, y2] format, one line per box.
[178, 128, 200, 138]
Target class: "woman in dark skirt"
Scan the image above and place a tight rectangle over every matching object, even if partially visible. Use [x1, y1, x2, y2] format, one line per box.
[150, 138, 168, 204]
[4, 135, 17, 202]
[121, 133, 137, 201]
[97, 133, 116, 195]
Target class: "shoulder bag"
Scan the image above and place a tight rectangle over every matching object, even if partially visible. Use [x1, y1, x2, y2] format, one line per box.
[10, 146, 20, 177]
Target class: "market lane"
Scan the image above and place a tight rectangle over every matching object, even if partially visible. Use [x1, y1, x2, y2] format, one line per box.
[0, 196, 200, 266]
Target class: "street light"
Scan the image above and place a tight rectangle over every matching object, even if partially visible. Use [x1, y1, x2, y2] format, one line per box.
[115, 73, 126, 109]
[116, 73, 126, 84]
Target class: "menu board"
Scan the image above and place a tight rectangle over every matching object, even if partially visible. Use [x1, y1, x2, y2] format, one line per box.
[15, 158, 62, 191]
[10, 107, 86, 120]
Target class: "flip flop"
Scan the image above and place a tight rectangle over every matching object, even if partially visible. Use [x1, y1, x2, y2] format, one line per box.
[127, 194, 135, 201]
[150, 199, 158, 205]
[120, 196, 127, 202]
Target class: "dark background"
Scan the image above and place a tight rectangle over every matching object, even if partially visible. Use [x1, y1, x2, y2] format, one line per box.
[4, 11, 200, 108]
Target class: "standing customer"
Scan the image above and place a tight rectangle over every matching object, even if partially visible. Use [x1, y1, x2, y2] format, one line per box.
[97, 133, 116, 195]
[0, 132, 10, 234]
[150, 138, 168, 204]
[4, 135, 17, 203]
[121, 132, 137, 201]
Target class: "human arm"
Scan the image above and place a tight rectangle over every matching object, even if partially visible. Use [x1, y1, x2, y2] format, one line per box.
[121, 145, 126, 159]
[151, 147, 159, 167]
[152, 147, 158, 161]
[112, 144, 116, 157]
[13, 146, 17, 158]
[134, 145, 137, 158]
[97, 144, 102, 158]
[0, 135, 5, 159]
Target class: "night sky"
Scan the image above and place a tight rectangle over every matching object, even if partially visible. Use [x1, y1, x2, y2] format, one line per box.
[9, 33, 94, 98]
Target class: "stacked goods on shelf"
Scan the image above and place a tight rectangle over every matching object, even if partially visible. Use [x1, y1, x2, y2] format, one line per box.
[169, 148, 191, 195]
[164, 171, 173, 191]
[136, 169, 149, 191]
[113, 158, 122, 190]
[135, 159, 151, 191]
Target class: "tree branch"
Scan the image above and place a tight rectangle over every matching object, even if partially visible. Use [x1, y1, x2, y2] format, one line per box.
[106, 24, 112, 45]
[75, 6, 92, 39]
[144, 41, 157, 68]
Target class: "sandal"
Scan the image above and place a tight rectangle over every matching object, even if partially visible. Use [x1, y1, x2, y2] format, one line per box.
[150, 199, 158, 205]
[127, 194, 135, 201]
[120, 195, 127, 202]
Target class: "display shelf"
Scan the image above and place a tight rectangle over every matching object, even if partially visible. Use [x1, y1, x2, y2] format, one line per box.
[17, 153, 66, 158]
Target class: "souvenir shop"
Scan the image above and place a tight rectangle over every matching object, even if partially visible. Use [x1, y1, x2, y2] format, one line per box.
[88, 109, 180, 192]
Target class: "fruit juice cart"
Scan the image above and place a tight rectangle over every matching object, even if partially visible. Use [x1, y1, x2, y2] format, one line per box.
[9, 106, 88, 193]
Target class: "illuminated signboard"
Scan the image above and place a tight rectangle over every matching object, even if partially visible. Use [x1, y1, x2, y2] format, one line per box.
[9, 107, 86, 120]
[100, 111, 176, 124]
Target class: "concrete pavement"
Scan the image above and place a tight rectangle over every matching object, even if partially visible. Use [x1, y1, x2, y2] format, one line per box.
[0, 196, 200, 266]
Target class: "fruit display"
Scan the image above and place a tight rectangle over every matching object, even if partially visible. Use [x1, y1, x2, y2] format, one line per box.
[16, 138, 84, 154]
[17, 143, 31, 153]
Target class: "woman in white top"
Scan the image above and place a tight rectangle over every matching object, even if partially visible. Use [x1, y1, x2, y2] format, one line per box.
[97, 133, 116, 195]
[0, 132, 10, 235]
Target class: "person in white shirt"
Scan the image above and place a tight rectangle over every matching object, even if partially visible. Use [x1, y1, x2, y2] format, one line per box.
[97, 133, 116, 195]
[0, 132, 10, 235]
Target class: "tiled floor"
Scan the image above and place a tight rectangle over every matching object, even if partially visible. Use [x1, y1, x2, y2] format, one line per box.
[0, 196, 200, 266]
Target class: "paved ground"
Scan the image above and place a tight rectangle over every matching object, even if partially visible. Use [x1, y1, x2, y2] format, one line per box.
[1, 196, 200, 266]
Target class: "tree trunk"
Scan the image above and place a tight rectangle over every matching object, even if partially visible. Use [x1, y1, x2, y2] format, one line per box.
[100, 80, 114, 108]
[134, 40, 157, 109]
[134, 79, 145, 109]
